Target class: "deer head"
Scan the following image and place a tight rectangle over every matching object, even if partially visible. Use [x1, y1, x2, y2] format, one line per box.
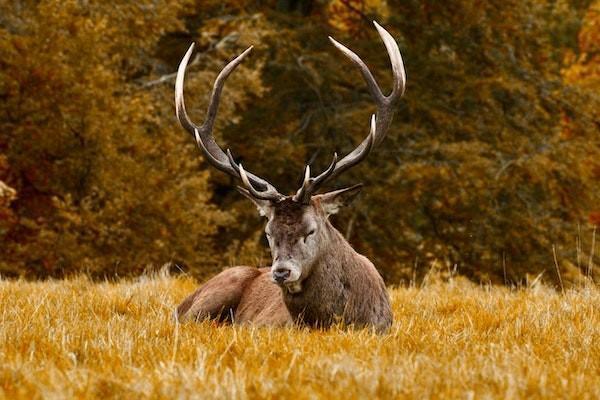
[175, 21, 405, 293]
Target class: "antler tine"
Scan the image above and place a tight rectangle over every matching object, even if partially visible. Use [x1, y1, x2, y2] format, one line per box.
[225, 148, 240, 176]
[373, 21, 406, 97]
[292, 164, 312, 203]
[309, 152, 338, 190]
[295, 21, 404, 200]
[175, 43, 282, 197]
[238, 164, 284, 202]
[302, 165, 311, 188]
[292, 152, 339, 204]
[328, 37, 384, 103]
[329, 114, 377, 175]
[329, 21, 405, 150]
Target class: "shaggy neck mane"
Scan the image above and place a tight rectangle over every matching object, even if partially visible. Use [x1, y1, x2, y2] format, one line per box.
[281, 217, 390, 330]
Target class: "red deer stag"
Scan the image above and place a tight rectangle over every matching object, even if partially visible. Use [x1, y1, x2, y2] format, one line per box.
[174, 21, 405, 333]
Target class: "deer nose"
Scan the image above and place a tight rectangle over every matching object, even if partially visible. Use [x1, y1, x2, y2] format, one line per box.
[272, 268, 291, 283]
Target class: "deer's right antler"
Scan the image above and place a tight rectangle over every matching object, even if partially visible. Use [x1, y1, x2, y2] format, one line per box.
[293, 21, 406, 203]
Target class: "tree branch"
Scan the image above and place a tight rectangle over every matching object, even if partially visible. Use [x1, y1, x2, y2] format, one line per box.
[141, 32, 240, 88]
[339, 0, 372, 25]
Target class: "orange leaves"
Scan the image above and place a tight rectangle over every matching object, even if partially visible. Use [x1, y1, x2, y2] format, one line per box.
[560, 0, 600, 236]
[577, 0, 600, 54]
[591, 163, 600, 180]
[589, 212, 600, 226]
[562, 0, 600, 88]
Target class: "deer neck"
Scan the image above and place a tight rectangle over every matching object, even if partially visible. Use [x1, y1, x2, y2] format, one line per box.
[281, 222, 363, 325]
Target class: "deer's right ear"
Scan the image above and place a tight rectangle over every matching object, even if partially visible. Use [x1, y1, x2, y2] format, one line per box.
[313, 184, 363, 217]
[236, 187, 272, 218]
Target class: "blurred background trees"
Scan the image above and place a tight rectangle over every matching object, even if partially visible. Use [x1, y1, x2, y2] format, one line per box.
[1, 0, 598, 285]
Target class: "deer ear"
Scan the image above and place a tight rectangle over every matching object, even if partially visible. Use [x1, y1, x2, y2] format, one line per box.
[314, 184, 363, 216]
[236, 187, 272, 218]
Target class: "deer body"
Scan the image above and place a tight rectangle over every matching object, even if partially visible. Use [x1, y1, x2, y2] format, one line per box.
[173, 21, 405, 333]
[177, 200, 392, 332]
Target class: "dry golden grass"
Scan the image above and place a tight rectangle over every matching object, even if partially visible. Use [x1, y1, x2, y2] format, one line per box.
[1, 272, 599, 399]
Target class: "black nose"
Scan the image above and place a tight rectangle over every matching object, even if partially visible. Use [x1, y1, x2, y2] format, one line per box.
[272, 268, 291, 283]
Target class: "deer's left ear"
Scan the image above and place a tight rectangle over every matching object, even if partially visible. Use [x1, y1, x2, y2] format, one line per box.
[313, 184, 363, 217]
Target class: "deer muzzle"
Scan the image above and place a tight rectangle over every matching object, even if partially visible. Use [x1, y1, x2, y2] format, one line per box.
[271, 261, 301, 285]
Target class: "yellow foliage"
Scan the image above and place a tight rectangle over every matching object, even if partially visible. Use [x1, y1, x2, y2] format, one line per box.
[1, 273, 599, 398]
[0, 0, 237, 277]
[1, 0, 599, 282]
[562, 0, 600, 89]
[327, 0, 389, 34]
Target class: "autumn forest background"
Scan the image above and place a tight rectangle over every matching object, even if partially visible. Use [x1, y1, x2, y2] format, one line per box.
[1, 0, 599, 285]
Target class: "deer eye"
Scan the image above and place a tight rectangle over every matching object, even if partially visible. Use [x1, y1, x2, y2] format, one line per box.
[303, 229, 316, 243]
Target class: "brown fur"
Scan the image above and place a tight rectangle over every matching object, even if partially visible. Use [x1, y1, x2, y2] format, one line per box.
[176, 267, 291, 325]
[282, 220, 392, 332]
[176, 197, 393, 333]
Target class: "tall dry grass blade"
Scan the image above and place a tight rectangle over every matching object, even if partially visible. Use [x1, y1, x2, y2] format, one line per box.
[502, 252, 508, 285]
[577, 223, 582, 270]
[553, 245, 564, 293]
[588, 226, 596, 280]
[171, 318, 179, 366]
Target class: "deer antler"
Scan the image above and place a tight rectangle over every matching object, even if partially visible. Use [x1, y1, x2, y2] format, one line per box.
[175, 21, 404, 204]
[293, 21, 406, 204]
[175, 43, 284, 202]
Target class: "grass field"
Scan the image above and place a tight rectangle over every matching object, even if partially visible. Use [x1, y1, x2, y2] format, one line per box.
[1, 271, 598, 399]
